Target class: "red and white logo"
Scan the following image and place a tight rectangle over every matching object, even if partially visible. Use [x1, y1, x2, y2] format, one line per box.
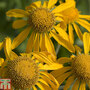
[0, 79, 11, 90]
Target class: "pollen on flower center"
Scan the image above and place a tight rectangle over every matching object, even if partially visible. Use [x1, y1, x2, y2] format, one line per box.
[72, 54, 90, 81]
[6, 56, 39, 89]
[62, 8, 79, 24]
[29, 8, 55, 32]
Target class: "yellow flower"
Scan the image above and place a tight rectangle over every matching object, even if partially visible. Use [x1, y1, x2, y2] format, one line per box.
[0, 50, 63, 89]
[6, 0, 75, 54]
[59, 0, 90, 44]
[51, 32, 90, 90]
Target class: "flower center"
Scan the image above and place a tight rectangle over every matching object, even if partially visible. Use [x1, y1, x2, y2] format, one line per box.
[61, 8, 79, 24]
[29, 8, 55, 33]
[72, 54, 90, 81]
[6, 56, 39, 89]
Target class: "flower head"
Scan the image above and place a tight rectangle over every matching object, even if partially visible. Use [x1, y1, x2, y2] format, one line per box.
[6, 0, 75, 54]
[51, 32, 90, 90]
[59, 0, 90, 44]
[0, 50, 62, 89]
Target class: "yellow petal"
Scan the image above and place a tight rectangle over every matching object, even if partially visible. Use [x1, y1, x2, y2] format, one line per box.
[51, 31, 75, 53]
[74, 45, 82, 55]
[40, 63, 63, 70]
[26, 32, 35, 53]
[79, 15, 90, 20]
[79, 81, 86, 90]
[36, 82, 44, 90]
[6, 9, 29, 17]
[32, 52, 53, 64]
[40, 72, 59, 89]
[0, 42, 4, 50]
[51, 67, 71, 78]
[12, 26, 31, 49]
[55, 17, 64, 21]
[83, 32, 90, 54]
[56, 71, 72, 85]
[45, 33, 56, 56]
[31, 1, 41, 8]
[76, 19, 90, 32]
[72, 79, 80, 90]
[33, 33, 39, 51]
[52, 1, 75, 13]
[48, 0, 57, 8]
[54, 26, 69, 41]
[69, 24, 74, 44]
[42, 1, 48, 8]
[4, 37, 12, 59]
[0, 58, 4, 66]
[39, 83, 51, 90]
[32, 86, 37, 90]
[38, 79, 49, 86]
[58, 57, 72, 64]
[13, 19, 27, 29]
[73, 23, 83, 41]
[40, 33, 47, 51]
[64, 75, 75, 90]
[9, 51, 18, 60]
[54, 13, 63, 17]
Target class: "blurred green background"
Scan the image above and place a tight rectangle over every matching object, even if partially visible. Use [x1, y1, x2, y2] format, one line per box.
[0, 0, 90, 58]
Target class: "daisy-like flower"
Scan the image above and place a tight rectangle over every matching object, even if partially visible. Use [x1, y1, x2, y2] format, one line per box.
[6, 0, 75, 54]
[51, 32, 90, 90]
[59, 0, 90, 44]
[0, 38, 63, 89]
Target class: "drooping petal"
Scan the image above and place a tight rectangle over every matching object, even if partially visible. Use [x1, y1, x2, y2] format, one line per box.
[57, 57, 72, 64]
[33, 33, 39, 51]
[72, 79, 80, 90]
[54, 26, 69, 41]
[26, 32, 35, 53]
[36, 82, 45, 90]
[68, 24, 74, 44]
[40, 72, 59, 89]
[83, 32, 90, 54]
[56, 71, 72, 85]
[45, 33, 56, 56]
[38, 79, 49, 86]
[13, 19, 27, 29]
[76, 19, 90, 32]
[12, 26, 31, 49]
[64, 75, 75, 90]
[73, 23, 83, 41]
[4, 37, 12, 59]
[40, 33, 47, 51]
[6, 9, 29, 17]
[52, 1, 75, 13]
[48, 0, 57, 9]
[79, 15, 90, 20]
[32, 86, 37, 90]
[51, 67, 72, 78]
[51, 31, 75, 53]
[79, 81, 86, 90]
